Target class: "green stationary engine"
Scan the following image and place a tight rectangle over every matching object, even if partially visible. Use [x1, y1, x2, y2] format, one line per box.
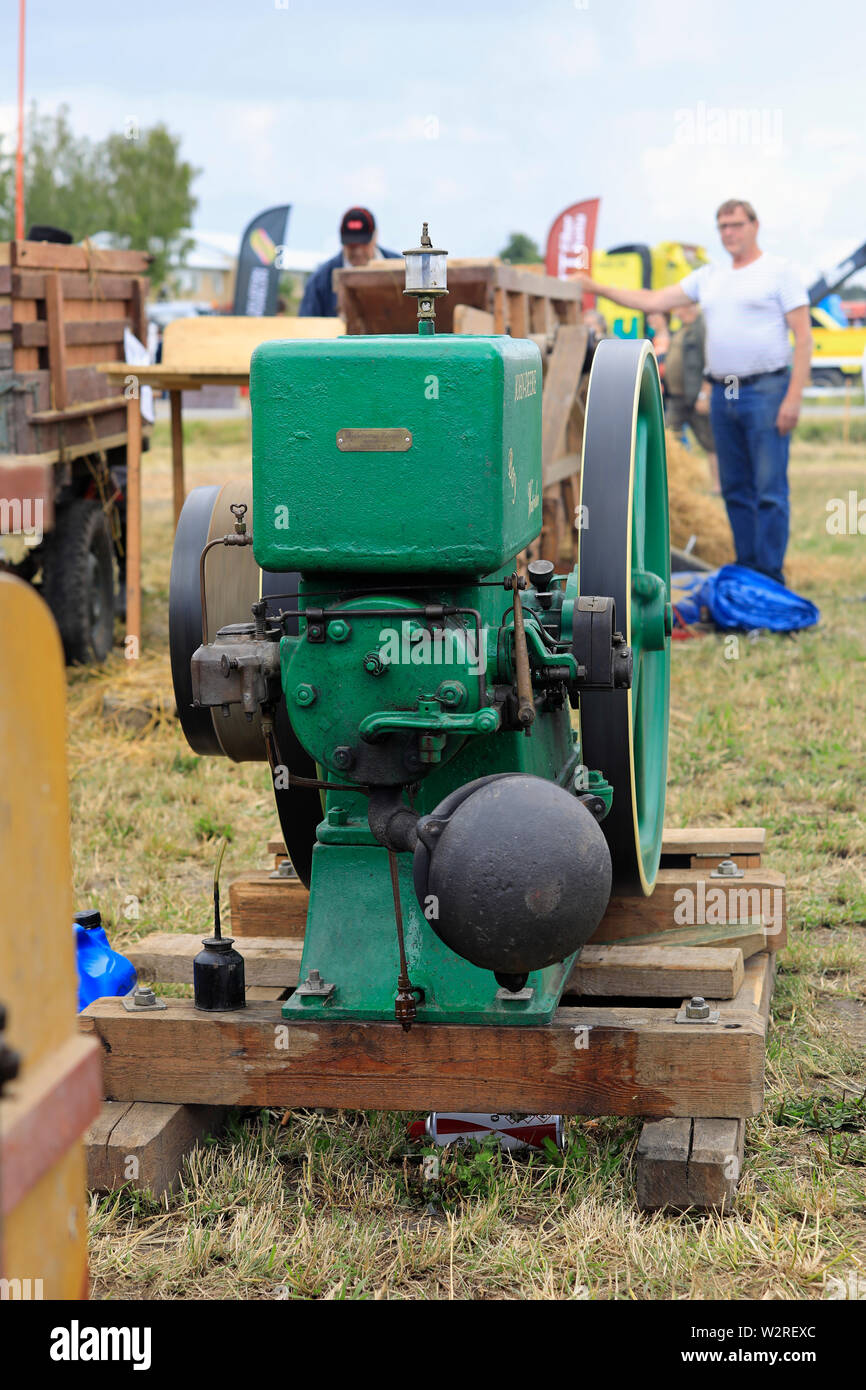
[170, 226, 671, 1029]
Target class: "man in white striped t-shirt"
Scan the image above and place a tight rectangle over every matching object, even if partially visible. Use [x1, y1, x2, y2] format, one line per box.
[574, 201, 813, 585]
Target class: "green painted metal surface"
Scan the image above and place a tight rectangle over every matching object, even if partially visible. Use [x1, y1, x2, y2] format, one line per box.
[282, 843, 576, 1025]
[250, 334, 542, 576]
[244, 328, 670, 1028]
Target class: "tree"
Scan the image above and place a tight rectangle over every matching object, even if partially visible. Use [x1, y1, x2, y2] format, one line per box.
[0, 105, 109, 241]
[499, 232, 543, 265]
[0, 106, 199, 291]
[102, 124, 199, 289]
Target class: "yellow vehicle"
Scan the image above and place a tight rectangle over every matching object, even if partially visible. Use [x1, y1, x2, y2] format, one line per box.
[808, 306, 866, 387]
[592, 239, 866, 387]
[591, 241, 710, 338]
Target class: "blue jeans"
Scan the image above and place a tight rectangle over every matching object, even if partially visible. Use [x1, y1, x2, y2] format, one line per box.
[710, 371, 791, 585]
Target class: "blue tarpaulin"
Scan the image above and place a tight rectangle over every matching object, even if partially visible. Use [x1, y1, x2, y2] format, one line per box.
[673, 564, 820, 633]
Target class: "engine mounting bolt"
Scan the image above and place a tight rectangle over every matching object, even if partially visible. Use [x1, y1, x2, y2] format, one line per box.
[712, 858, 744, 878]
[437, 680, 466, 708]
[685, 996, 711, 1019]
[294, 683, 317, 707]
[333, 745, 355, 770]
[475, 709, 498, 732]
[328, 619, 351, 642]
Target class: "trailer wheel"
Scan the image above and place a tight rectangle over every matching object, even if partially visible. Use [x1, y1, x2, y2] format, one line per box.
[43, 499, 116, 664]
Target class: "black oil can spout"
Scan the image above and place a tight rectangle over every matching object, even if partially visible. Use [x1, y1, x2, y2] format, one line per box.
[193, 837, 247, 1011]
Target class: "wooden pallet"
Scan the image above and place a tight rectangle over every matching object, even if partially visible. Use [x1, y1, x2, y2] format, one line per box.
[84, 826, 782, 1210]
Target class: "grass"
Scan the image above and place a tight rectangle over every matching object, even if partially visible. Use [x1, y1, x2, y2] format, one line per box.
[71, 422, 866, 1300]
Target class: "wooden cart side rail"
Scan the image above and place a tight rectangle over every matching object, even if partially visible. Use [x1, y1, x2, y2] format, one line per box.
[6, 240, 151, 274]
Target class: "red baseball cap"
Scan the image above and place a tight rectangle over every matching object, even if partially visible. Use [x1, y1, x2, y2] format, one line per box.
[340, 207, 376, 245]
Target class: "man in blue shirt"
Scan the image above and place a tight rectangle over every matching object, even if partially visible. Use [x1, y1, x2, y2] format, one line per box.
[299, 207, 400, 317]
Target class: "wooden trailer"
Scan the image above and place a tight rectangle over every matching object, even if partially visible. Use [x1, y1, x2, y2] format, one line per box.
[335, 258, 590, 566]
[0, 238, 151, 663]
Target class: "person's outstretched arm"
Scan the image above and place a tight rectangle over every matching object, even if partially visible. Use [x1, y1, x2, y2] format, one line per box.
[569, 273, 693, 315]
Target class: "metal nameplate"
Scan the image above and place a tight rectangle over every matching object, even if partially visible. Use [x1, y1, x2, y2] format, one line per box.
[336, 428, 413, 452]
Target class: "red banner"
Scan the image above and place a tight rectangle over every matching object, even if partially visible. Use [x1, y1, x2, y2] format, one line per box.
[545, 198, 600, 293]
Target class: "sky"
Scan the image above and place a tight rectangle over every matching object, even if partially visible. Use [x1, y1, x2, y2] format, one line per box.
[2, 0, 865, 285]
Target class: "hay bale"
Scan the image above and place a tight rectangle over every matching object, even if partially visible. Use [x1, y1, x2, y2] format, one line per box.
[665, 432, 734, 569]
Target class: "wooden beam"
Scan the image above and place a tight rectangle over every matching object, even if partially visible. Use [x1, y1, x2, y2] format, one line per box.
[11, 240, 150, 274]
[129, 933, 303, 986]
[125, 394, 142, 656]
[592, 868, 786, 948]
[452, 305, 495, 334]
[11, 270, 137, 301]
[569, 944, 744, 999]
[28, 395, 126, 424]
[85, 1101, 229, 1199]
[44, 272, 68, 413]
[661, 827, 766, 857]
[0, 1035, 102, 1215]
[228, 873, 309, 937]
[169, 391, 185, 526]
[127, 935, 743, 999]
[14, 320, 127, 348]
[541, 325, 588, 479]
[78, 989, 767, 1117]
[636, 1116, 746, 1211]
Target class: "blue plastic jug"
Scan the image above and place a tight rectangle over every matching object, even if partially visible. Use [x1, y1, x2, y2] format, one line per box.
[74, 909, 137, 1011]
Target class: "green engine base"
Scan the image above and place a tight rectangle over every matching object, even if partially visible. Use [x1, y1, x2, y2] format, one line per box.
[282, 841, 577, 1026]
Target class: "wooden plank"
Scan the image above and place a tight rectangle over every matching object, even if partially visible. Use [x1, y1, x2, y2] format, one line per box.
[12, 288, 39, 371]
[0, 266, 11, 294]
[0, 304, 12, 331]
[569, 944, 743, 999]
[78, 996, 766, 1117]
[11, 270, 136, 301]
[127, 933, 303, 986]
[635, 1116, 745, 1211]
[610, 921, 770, 960]
[85, 1100, 229, 1198]
[11, 240, 150, 274]
[506, 290, 529, 339]
[44, 274, 68, 413]
[662, 827, 766, 857]
[170, 391, 185, 524]
[541, 324, 588, 477]
[126, 936, 742, 999]
[228, 873, 310, 937]
[453, 305, 495, 334]
[591, 868, 786, 947]
[0, 1035, 103, 1216]
[161, 315, 344, 372]
[126, 394, 142, 654]
[14, 320, 127, 348]
[28, 395, 126, 425]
